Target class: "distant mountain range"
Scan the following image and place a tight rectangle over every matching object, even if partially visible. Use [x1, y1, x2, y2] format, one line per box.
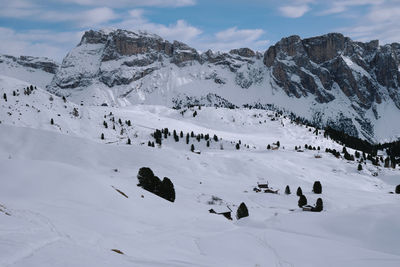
[1, 29, 400, 142]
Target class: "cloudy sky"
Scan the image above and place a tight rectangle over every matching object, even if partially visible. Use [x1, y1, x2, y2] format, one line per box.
[1, 0, 400, 61]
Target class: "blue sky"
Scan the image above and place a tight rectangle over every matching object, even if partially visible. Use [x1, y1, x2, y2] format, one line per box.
[1, 0, 400, 61]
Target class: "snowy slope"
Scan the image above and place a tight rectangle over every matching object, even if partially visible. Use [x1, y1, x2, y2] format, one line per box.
[0, 55, 58, 88]
[1, 74, 400, 266]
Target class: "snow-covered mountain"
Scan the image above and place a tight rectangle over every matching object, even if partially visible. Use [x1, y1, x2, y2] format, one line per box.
[45, 29, 400, 142]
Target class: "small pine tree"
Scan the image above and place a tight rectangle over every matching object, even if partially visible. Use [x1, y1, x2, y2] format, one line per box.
[13, 91, 16, 96]
[191, 144, 195, 152]
[357, 163, 363, 171]
[101, 133, 104, 140]
[193, 111, 197, 117]
[312, 198, 323, 212]
[395, 185, 400, 194]
[295, 146, 297, 150]
[118, 118, 122, 125]
[236, 143, 240, 150]
[236, 202, 249, 219]
[103, 121, 108, 128]
[3, 93, 7, 102]
[285, 185, 291, 195]
[267, 144, 271, 150]
[62, 96, 66, 103]
[180, 131, 183, 138]
[186, 133, 190, 144]
[276, 141, 280, 147]
[148, 141, 152, 147]
[296, 187, 303, 196]
[313, 181, 322, 194]
[206, 140, 210, 147]
[298, 195, 307, 207]
[127, 138, 131, 145]
[213, 134, 218, 142]
[50, 118, 54, 125]
[191, 131, 194, 138]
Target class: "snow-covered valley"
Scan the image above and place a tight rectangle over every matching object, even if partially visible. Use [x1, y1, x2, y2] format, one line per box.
[1, 74, 400, 266]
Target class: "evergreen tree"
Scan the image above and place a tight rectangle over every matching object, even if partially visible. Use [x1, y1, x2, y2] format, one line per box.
[298, 195, 307, 207]
[62, 96, 66, 103]
[3, 93, 7, 102]
[118, 118, 122, 125]
[207, 140, 210, 147]
[357, 163, 363, 171]
[159, 177, 175, 202]
[295, 146, 298, 150]
[267, 144, 271, 150]
[13, 91, 16, 96]
[236, 202, 249, 219]
[236, 143, 240, 150]
[191, 131, 194, 138]
[103, 121, 108, 128]
[285, 185, 291, 195]
[127, 138, 131, 145]
[186, 133, 190, 144]
[396, 185, 400, 194]
[191, 144, 195, 152]
[313, 181, 322, 194]
[101, 133, 104, 140]
[312, 198, 323, 212]
[296, 186, 303, 196]
[276, 141, 280, 147]
[148, 141, 152, 147]
[193, 111, 197, 117]
[213, 134, 218, 142]
[50, 118, 54, 125]
[384, 157, 390, 168]
[180, 131, 183, 138]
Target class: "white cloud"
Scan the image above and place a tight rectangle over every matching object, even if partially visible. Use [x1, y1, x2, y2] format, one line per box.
[58, 0, 196, 7]
[336, 1, 400, 44]
[279, 5, 310, 18]
[321, 0, 384, 15]
[200, 27, 269, 52]
[0, 27, 81, 61]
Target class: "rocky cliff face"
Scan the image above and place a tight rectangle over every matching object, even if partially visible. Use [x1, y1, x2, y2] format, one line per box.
[264, 33, 400, 139]
[48, 29, 400, 142]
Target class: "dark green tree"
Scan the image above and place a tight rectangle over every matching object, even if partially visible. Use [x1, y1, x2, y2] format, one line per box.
[312, 198, 323, 212]
[396, 185, 400, 194]
[313, 181, 322, 194]
[298, 195, 307, 207]
[191, 144, 195, 152]
[285, 185, 291, 195]
[236, 202, 249, 219]
[101, 133, 104, 140]
[127, 138, 131, 145]
[296, 186, 303, 196]
[357, 163, 363, 171]
[50, 118, 54, 125]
